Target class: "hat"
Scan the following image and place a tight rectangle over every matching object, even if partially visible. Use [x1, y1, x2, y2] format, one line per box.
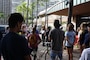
[54, 20, 61, 28]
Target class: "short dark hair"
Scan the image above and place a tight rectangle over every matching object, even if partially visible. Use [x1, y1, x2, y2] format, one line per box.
[54, 20, 61, 28]
[8, 13, 24, 28]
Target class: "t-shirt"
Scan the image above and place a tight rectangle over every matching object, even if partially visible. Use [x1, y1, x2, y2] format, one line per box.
[79, 30, 88, 45]
[29, 34, 39, 48]
[79, 48, 90, 60]
[84, 33, 90, 48]
[1, 32, 30, 60]
[65, 31, 76, 47]
[49, 28, 64, 51]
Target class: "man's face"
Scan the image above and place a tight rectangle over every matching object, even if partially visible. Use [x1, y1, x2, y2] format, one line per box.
[17, 22, 23, 32]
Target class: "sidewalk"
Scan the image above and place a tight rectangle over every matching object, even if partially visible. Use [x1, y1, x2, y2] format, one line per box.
[1, 42, 80, 60]
[37, 42, 80, 60]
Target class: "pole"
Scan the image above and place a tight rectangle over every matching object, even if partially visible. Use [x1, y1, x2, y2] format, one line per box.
[67, 0, 73, 24]
[27, 0, 29, 25]
[45, 0, 48, 28]
[36, 0, 38, 25]
[60, 16, 62, 25]
[31, 0, 33, 27]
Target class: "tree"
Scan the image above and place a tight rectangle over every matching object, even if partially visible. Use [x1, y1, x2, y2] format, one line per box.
[16, 2, 36, 18]
[16, 0, 48, 24]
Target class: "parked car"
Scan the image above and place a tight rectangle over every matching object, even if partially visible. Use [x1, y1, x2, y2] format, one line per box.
[0, 25, 9, 36]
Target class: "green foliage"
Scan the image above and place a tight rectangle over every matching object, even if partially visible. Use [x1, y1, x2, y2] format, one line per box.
[15, 0, 48, 24]
[0, 12, 4, 18]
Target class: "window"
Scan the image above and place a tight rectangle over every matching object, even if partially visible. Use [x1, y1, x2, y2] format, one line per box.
[81, 0, 86, 3]
[77, 0, 81, 4]
[73, 0, 77, 6]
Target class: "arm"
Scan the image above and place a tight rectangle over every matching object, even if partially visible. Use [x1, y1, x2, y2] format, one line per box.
[48, 30, 52, 42]
[64, 36, 72, 45]
[24, 55, 31, 60]
[82, 34, 89, 48]
[21, 37, 32, 60]
[37, 35, 41, 44]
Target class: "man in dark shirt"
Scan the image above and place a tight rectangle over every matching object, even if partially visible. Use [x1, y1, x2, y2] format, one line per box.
[83, 23, 90, 48]
[48, 20, 64, 60]
[1, 13, 31, 60]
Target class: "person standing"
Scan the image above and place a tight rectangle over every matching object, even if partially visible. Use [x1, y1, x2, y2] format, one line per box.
[48, 20, 64, 60]
[64, 23, 76, 60]
[41, 25, 46, 46]
[82, 23, 90, 48]
[78, 23, 88, 55]
[28, 27, 41, 60]
[1, 13, 31, 60]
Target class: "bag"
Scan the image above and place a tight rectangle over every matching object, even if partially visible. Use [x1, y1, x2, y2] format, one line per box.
[29, 34, 37, 48]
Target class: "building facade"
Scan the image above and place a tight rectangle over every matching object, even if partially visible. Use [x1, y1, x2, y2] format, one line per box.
[39, 0, 90, 29]
[0, 0, 11, 24]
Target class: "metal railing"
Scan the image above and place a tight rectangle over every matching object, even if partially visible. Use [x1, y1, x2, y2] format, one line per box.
[47, 0, 90, 15]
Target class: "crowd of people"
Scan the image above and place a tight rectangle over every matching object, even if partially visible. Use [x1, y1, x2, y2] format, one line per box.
[0, 13, 90, 60]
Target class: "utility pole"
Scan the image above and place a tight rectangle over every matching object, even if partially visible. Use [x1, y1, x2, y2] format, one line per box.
[67, 0, 73, 24]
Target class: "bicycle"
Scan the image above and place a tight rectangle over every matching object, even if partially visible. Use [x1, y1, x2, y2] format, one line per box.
[34, 41, 60, 60]
[44, 42, 63, 60]
[44, 42, 51, 60]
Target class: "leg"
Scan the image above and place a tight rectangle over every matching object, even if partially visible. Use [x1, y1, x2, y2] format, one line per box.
[80, 45, 84, 55]
[67, 47, 70, 60]
[67, 47, 73, 60]
[33, 48, 38, 60]
[58, 51, 62, 60]
[69, 47, 73, 60]
[50, 50, 56, 60]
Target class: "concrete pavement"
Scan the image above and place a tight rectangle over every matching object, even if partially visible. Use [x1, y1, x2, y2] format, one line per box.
[1, 42, 80, 60]
[36, 42, 80, 60]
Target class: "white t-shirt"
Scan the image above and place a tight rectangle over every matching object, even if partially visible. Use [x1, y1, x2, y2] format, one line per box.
[79, 48, 90, 60]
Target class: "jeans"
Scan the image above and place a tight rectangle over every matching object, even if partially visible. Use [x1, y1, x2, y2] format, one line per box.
[50, 50, 62, 60]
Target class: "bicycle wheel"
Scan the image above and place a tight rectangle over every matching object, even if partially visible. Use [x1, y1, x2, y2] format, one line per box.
[45, 51, 51, 60]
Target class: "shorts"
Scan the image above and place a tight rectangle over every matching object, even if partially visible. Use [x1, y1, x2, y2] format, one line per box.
[50, 50, 62, 60]
[66, 46, 73, 48]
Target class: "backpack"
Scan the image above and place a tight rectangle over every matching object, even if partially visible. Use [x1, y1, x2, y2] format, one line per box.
[29, 34, 37, 48]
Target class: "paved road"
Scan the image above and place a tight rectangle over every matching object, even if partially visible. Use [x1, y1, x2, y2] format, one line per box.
[36, 42, 80, 60]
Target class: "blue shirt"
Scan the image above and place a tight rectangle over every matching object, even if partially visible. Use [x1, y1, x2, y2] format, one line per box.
[84, 32, 90, 47]
[1, 32, 30, 60]
[65, 31, 76, 47]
